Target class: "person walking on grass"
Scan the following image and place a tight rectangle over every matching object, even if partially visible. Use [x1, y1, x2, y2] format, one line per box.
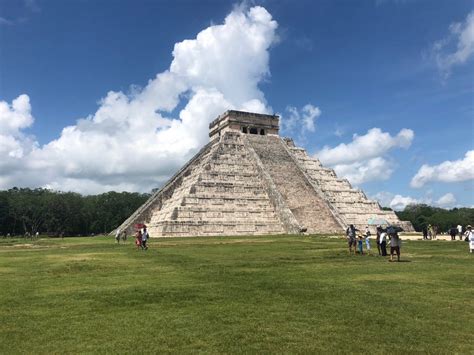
[346, 224, 358, 255]
[141, 226, 149, 250]
[432, 225, 438, 240]
[376, 226, 382, 255]
[357, 234, 364, 255]
[135, 230, 142, 250]
[464, 225, 474, 253]
[388, 228, 401, 262]
[457, 224, 463, 241]
[449, 227, 457, 241]
[365, 232, 371, 255]
[379, 229, 388, 256]
[427, 224, 433, 240]
[115, 228, 121, 244]
[422, 225, 428, 240]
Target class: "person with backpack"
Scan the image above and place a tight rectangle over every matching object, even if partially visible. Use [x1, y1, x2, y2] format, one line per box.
[464, 225, 474, 253]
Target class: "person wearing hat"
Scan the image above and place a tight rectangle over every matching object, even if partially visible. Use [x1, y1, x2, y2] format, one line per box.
[465, 225, 474, 253]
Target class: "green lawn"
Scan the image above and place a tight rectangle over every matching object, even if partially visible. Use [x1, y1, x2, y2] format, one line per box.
[0, 235, 472, 354]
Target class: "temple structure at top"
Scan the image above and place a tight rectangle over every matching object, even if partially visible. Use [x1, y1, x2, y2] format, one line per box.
[116, 110, 413, 237]
[209, 110, 280, 139]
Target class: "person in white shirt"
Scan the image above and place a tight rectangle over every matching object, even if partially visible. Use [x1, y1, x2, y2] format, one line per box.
[141, 226, 149, 250]
[465, 225, 474, 253]
[457, 224, 463, 241]
[115, 228, 121, 244]
[379, 230, 388, 256]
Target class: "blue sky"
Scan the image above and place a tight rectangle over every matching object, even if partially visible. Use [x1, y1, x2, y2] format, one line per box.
[0, 0, 473, 209]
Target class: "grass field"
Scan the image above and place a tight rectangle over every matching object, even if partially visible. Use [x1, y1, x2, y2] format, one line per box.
[0, 235, 472, 354]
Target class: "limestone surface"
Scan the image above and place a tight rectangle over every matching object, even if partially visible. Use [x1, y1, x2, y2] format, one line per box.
[116, 110, 413, 237]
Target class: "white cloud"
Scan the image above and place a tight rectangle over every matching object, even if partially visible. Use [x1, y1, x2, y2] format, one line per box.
[0, 5, 278, 194]
[372, 191, 395, 208]
[436, 193, 456, 208]
[410, 150, 474, 188]
[0, 95, 37, 170]
[389, 194, 420, 211]
[373, 191, 457, 210]
[282, 104, 321, 134]
[316, 127, 414, 185]
[331, 157, 393, 185]
[433, 11, 474, 77]
[318, 128, 414, 166]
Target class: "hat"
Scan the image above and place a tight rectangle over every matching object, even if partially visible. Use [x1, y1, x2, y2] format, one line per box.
[467, 225, 472, 229]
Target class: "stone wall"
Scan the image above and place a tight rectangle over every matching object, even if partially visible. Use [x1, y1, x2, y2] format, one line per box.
[146, 132, 285, 237]
[284, 140, 414, 231]
[246, 134, 343, 234]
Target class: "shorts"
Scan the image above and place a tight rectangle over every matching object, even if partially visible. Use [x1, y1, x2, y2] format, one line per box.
[390, 246, 400, 254]
[348, 238, 356, 247]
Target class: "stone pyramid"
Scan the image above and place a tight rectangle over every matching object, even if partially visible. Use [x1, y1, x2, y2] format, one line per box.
[117, 110, 413, 237]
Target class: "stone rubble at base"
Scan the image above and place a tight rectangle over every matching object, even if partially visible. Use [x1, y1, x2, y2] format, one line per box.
[116, 110, 414, 237]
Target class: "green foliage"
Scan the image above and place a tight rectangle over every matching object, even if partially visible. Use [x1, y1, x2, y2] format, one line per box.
[396, 204, 474, 232]
[0, 188, 149, 235]
[0, 236, 472, 353]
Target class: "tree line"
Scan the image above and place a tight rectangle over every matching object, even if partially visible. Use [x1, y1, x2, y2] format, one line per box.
[0, 188, 149, 236]
[0, 188, 472, 236]
[395, 204, 474, 232]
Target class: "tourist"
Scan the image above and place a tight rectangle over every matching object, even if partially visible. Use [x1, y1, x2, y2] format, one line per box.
[121, 230, 127, 243]
[141, 226, 149, 250]
[422, 225, 428, 240]
[388, 228, 401, 262]
[379, 229, 388, 256]
[449, 226, 457, 241]
[135, 230, 142, 250]
[357, 234, 364, 255]
[365, 232, 371, 255]
[376, 226, 382, 255]
[457, 224, 463, 240]
[346, 224, 358, 255]
[427, 224, 433, 240]
[115, 228, 121, 244]
[465, 225, 474, 253]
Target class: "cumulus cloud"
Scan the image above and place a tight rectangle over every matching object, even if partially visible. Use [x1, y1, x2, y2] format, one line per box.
[389, 194, 420, 211]
[0, 95, 37, 170]
[373, 191, 425, 211]
[433, 11, 474, 77]
[281, 104, 321, 135]
[373, 191, 457, 210]
[0, 5, 278, 194]
[316, 128, 414, 185]
[410, 150, 474, 188]
[318, 128, 414, 166]
[436, 193, 456, 208]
